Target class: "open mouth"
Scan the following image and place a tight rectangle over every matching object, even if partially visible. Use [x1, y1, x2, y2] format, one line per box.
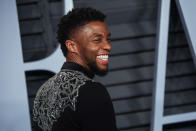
[96, 54, 109, 65]
[96, 54, 109, 61]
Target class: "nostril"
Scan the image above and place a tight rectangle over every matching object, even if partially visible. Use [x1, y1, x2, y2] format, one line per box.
[104, 43, 111, 50]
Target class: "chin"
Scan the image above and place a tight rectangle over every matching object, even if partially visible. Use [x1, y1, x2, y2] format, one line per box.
[95, 69, 108, 76]
[88, 62, 109, 76]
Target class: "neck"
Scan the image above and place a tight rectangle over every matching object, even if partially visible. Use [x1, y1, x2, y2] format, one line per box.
[66, 53, 90, 71]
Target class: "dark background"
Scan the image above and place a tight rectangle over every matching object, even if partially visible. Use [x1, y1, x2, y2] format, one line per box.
[16, 0, 196, 130]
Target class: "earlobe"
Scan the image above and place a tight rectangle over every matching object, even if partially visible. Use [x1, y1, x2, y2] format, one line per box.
[65, 40, 79, 54]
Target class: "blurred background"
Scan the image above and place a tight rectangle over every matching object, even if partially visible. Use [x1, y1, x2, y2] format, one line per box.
[3, 0, 196, 130]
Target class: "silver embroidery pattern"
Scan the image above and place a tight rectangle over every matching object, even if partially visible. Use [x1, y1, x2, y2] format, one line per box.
[33, 69, 92, 131]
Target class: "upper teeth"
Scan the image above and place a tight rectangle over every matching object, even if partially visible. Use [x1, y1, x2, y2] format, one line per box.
[97, 55, 108, 59]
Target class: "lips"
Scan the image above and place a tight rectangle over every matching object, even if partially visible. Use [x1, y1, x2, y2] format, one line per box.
[96, 54, 109, 64]
[97, 55, 108, 60]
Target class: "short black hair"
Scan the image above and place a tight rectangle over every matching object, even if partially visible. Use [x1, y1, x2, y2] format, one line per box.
[57, 7, 106, 57]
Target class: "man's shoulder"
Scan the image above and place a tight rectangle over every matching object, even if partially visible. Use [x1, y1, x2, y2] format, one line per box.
[34, 69, 93, 107]
[37, 69, 92, 93]
[83, 79, 105, 88]
[33, 69, 92, 130]
[79, 80, 110, 101]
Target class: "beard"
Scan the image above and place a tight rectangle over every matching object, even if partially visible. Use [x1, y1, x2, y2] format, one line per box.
[88, 62, 108, 76]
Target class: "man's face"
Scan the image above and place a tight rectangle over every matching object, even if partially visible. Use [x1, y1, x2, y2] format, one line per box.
[74, 21, 111, 76]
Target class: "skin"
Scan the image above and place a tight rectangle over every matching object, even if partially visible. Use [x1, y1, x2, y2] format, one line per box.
[65, 21, 111, 75]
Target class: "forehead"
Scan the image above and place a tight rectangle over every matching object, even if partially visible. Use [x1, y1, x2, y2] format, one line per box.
[78, 21, 110, 37]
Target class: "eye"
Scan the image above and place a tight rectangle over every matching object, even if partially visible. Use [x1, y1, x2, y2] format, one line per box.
[107, 38, 111, 43]
[93, 39, 102, 43]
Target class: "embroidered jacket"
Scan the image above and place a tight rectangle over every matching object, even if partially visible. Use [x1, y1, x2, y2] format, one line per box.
[33, 62, 117, 131]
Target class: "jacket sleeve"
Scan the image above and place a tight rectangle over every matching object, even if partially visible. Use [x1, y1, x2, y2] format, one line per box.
[77, 82, 117, 131]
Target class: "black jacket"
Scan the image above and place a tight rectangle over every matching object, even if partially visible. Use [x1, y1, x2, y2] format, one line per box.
[33, 62, 117, 131]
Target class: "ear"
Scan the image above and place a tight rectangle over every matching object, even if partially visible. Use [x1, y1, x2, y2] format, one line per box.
[65, 40, 79, 54]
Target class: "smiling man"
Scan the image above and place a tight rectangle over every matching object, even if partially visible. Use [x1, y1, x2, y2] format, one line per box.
[32, 7, 117, 131]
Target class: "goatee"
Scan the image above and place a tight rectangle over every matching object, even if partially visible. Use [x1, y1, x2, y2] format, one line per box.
[88, 62, 108, 76]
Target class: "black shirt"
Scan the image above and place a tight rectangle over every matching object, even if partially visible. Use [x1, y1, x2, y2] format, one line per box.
[33, 62, 117, 131]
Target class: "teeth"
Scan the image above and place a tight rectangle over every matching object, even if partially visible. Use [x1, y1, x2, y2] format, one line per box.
[97, 55, 108, 59]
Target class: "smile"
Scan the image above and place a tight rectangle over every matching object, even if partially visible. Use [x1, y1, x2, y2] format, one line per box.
[96, 55, 109, 60]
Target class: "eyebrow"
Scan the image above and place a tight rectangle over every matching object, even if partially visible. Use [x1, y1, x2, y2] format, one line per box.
[92, 33, 111, 37]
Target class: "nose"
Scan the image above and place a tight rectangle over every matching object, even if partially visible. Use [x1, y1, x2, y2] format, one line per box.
[103, 41, 111, 52]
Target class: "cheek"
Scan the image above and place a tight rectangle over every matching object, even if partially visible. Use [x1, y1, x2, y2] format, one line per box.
[85, 45, 99, 56]
[80, 46, 97, 62]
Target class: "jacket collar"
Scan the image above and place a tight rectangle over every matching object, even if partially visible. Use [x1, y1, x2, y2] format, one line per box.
[61, 62, 94, 79]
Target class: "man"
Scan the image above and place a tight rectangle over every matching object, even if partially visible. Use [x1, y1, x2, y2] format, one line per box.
[33, 7, 117, 131]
